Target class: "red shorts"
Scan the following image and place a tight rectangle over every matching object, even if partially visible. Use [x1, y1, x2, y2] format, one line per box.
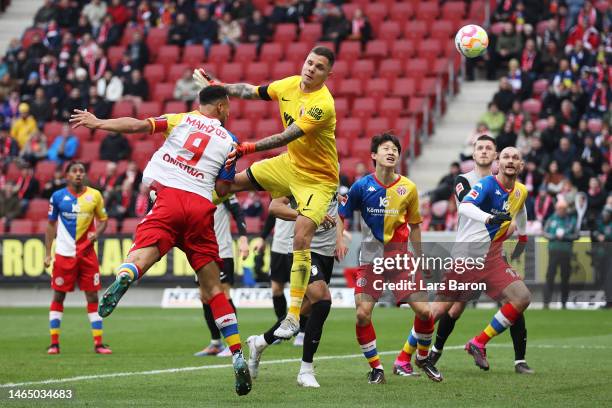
[131, 185, 221, 271]
[52, 248, 101, 292]
[354, 263, 424, 302]
[438, 256, 522, 301]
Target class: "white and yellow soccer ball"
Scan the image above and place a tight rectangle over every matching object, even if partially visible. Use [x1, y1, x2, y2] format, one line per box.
[455, 24, 489, 58]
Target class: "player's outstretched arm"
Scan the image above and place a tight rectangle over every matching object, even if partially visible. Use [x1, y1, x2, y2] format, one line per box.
[69, 109, 152, 134]
[193, 68, 261, 100]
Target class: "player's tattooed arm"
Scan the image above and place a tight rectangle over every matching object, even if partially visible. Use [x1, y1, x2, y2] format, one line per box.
[254, 124, 305, 152]
[69, 109, 152, 133]
[224, 83, 261, 100]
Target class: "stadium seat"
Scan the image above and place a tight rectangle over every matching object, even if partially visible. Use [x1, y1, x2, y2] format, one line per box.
[405, 58, 429, 81]
[335, 137, 349, 158]
[339, 157, 364, 179]
[245, 216, 262, 233]
[120, 26, 143, 46]
[271, 61, 295, 79]
[146, 27, 169, 57]
[588, 118, 603, 134]
[366, 117, 391, 137]
[137, 102, 162, 119]
[36, 160, 59, 184]
[21, 27, 45, 49]
[121, 218, 141, 234]
[536, 118, 548, 132]
[167, 63, 189, 83]
[243, 100, 269, 121]
[182, 45, 205, 65]
[403, 21, 427, 40]
[417, 39, 443, 62]
[532, 79, 549, 97]
[389, 2, 414, 24]
[331, 60, 349, 79]
[208, 44, 232, 64]
[111, 101, 134, 118]
[219, 63, 243, 83]
[78, 141, 100, 162]
[88, 160, 107, 181]
[285, 42, 310, 63]
[442, 1, 466, 18]
[378, 21, 401, 46]
[244, 62, 269, 84]
[132, 141, 156, 170]
[338, 41, 361, 63]
[489, 22, 505, 36]
[10, 219, 33, 234]
[337, 79, 363, 97]
[341, 3, 359, 20]
[391, 40, 415, 60]
[6, 161, 20, 180]
[415, 1, 440, 24]
[43, 121, 63, 142]
[260, 43, 283, 63]
[430, 21, 454, 41]
[365, 79, 390, 104]
[335, 98, 349, 118]
[155, 45, 180, 66]
[234, 44, 258, 65]
[300, 23, 322, 44]
[349, 138, 371, 159]
[152, 83, 174, 102]
[73, 126, 92, 141]
[107, 46, 126, 68]
[522, 99, 542, 116]
[105, 218, 118, 234]
[352, 98, 376, 119]
[378, 59, 403, 82]
[255, 119, 283, 138]
[364, 40, 388, 60]
[379, 98, 403, 121]
[164, 100, 187, 114]
[273, 24, 297, 46]
[229, 118, 254, 140]
[351, 60, 375, 82]
[364, 3, 388, 24]
[144, 64, 166, 85]
[35, 219, 49, 234]
[25, 198, 48, 221]
[392, 78, 416, 99]
[336, 118, 363, 140]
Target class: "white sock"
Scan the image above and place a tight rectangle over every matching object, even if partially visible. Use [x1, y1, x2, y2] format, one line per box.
[300, 361, 313, 373]
[514, 359, 526, 365]
[255, 334, 268, 349]
[210, 339, 221, 346]
[431, 345, 441, 353]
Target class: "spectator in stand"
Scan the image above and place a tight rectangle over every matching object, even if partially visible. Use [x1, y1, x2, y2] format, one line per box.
[78, 33, 99, 66]
[544, 160, 566, 194]
[540, 19, 561, 50]
[100, 131, 131, 162]
[34, 0, 58, 28]
[506, 58, 523, 94]
[47, 123, 79, 165]
[117, 160, 143, 192]
[588, 79, 610, 119]
[20, 71, 41, 102]
[541, 114, 563, 154]
[2, 90, 21, 126]
[492, 77, 516, 113]
[587, 177, 606, 226]
[242, 191, 263, 217]
[579, 134, 603, 173]
[347, 8, 371, 52]
[516, 119, 535, 156]
[568, 40, 593, 74]
[520, 159, 544, 218]
[27, 33, 48, 65]
[552, 58, 574, 93]
[122, 69, 149, 104]
[593, 201, 612, 309]
[97, 15, 122, 49]
[58, 87, 84, 122]
[0, 181, 20, 231]
[97, 161, 120, 201]
[525, 135, 549, 170]
[496, 119, 518, 152]
[88, 48, 108, 82]
[488, 22, 522, 80]
[14, 163, 39, 215]
[558, 179, 578, 213]
[599, 162, 612, 193]
[427, 162, 460, 203]
[244, 10, 270, 55]
[29, 87, 53, 126]
[534, 186, 554, 222]
[82, 0, 107, 36]
[20, 130, 47, 166]
[41, 168, 66, 199]
[552, 137, 577, 173]
[218, 11, 242, 50]
[321, 5, 349, 53]
[56, 0, 78, 29]
[0, 73, 15, 102]
[569, 160, 593, 193]
[38, 54, 58, 87]
[508, 99, 525, 132]
[543, 199, 578, 309]
[108, 0, 131, 27]
[73, 14, 93, 40]
[174, 68, 200, 110]
[126, 31, 149, 70]
[134, 182, 151, 218]
[10, 103, 38, 150]
[520, 37, 539, 86]
[559, 99, 579, 132]
[88, 85, 112, 120]
[354, 161, 367, 181]
[191, 7, 218, 58]
[44, 20, 62, 51]
[479, 102, 505, 136]
[0, 129, 19, 168]
[168, 13, 191, 47]
[108, 179, 136, 221]
[97, 69, 123, 102]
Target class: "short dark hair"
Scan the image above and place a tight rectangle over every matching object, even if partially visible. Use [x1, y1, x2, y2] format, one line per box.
[65, 160, 85, 174]
[310, 46, 335, 68]
[199, 85, 229, 105]
[475, 134, 496, 147]
[370, 133, 401, 166]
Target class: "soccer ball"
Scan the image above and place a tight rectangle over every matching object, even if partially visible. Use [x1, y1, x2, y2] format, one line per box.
[455, 24, 489, 58]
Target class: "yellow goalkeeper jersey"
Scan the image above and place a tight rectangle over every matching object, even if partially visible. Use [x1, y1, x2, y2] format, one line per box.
[257, 75, 338, 184]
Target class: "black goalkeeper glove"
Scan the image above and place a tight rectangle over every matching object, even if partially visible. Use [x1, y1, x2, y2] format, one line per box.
[487, 212, 512, 225]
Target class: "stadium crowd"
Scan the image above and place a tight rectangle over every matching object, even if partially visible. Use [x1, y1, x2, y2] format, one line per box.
[428, 0, 611, 236]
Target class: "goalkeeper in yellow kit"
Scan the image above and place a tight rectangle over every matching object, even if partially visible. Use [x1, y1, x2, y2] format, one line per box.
[194, 46, 338, 338]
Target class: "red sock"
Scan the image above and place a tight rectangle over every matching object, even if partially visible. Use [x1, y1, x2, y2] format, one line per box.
[356, 322, 382, 369]
[209, 293, 241, 353]
[475, 303, 521, 346]
[414, 316, 434, 359]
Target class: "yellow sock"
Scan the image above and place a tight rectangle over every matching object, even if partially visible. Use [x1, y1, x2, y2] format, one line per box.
[288, 249, 311, 319]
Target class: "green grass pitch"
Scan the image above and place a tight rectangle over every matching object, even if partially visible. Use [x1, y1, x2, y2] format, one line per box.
[1, 307, 611, 407]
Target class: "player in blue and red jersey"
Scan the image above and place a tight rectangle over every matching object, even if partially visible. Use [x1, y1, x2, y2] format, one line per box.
[338, 133, 442, 384]
[44, 161, 111, 355]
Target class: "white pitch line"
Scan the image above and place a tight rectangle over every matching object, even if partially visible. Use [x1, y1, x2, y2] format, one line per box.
[1, 343, 610, 388]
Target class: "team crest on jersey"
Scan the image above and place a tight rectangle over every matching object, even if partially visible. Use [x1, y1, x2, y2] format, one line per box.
[55, 277, 64, 286]
[85, 194, 93, 202]
[356, 277, 367, 288]
[339, 195, 348, 206]
[469, 190, 479, 199]
[455, 183, 464, 194]
[311, 264, 319, 277]
[515, 190, 521, 198]
[396, 186, 407, 196]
